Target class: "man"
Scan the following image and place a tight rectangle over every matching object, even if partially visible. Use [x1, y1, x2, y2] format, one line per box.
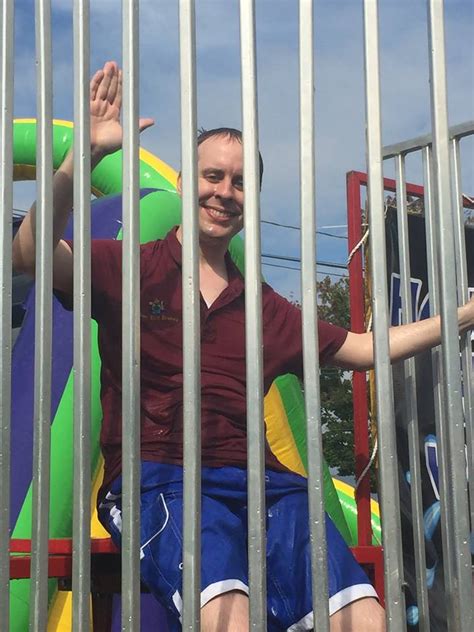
[13, 62, 474, 632]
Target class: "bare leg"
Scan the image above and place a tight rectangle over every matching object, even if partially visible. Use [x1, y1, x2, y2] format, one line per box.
[201, 590, 249, 632]
[330, 597, 386, 632]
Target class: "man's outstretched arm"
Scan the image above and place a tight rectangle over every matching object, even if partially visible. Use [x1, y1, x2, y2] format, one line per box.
[12, 60, 153, 295]
[331, 296, 474, 371]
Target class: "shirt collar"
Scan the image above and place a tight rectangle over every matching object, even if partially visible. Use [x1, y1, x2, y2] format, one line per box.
[165, 227, 245, 297]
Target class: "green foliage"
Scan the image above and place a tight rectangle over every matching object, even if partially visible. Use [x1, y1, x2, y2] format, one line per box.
[291, 276, 356, 476]
[317, 276, 355, 476]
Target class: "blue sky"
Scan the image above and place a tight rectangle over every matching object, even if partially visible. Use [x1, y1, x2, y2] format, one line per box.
[12, 0, 474, 300]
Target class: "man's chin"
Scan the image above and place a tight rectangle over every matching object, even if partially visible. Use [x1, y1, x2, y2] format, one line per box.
[199, 225, 236, 245]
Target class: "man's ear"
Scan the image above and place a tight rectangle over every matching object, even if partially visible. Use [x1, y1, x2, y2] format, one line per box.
[176, 172, 182, 195]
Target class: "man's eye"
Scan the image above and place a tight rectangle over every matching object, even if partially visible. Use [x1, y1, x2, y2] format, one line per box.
[206, 173, 219, 182]
[234, 180, 243, 190]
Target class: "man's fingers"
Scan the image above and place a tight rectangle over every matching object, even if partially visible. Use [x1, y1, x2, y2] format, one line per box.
[90, 69, 104, 101]
[115, 69, 123, 112]
[138, 118, 155, 133]
[96, 61, 116, 101]
[107, 64, 120, 105]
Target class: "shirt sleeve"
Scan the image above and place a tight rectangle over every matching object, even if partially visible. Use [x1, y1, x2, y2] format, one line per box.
[53, 239, 123, 321]
[263, 286, 348, 375]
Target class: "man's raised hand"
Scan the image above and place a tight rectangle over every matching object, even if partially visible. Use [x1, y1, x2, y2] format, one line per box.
[90, 60, 154, 161]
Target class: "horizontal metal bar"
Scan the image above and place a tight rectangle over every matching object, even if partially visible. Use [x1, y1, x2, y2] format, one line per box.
[382, 120, 474, 159]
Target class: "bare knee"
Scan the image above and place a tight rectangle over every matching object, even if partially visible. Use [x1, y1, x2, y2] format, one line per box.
[330, 597, 385, 632]
[201, 590, 249, 632]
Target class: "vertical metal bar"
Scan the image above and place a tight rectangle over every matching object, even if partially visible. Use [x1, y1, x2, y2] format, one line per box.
[122, 1, 141, 629]
[394, 154, 430, 632]
[239, 1, 266, 629]
[179, 1, 201, 630]
[450, 138, 474, 528]
[421, 145, 455, 613]
[362, 1, 406, 629]
[0, 2, 14, 629]
[72, 1, 91, 630]
[30, 1, 54, 629]
[299, 2, 330, 630]
[426, 3, 473, 629]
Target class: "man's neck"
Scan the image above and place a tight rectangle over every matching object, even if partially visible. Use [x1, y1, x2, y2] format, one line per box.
[176, 225, 229, 270]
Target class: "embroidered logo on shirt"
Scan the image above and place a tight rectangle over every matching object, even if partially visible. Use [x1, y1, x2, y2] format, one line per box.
[150, 299, 165, 316]
[145, 299, 179, 323]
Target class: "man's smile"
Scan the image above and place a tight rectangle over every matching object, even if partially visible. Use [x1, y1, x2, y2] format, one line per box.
[203, 205, 241, 221]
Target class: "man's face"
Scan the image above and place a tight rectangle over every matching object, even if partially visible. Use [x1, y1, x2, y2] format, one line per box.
[194, 135, 244, 244]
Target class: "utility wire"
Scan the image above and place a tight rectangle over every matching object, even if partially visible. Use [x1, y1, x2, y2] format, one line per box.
[262, 261, 347, 278]
[262, 218, 347, 239]
[262, 252, 348, 270]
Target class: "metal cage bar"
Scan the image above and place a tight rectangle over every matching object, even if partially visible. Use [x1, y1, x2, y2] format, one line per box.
[450, 138, 474, 529]
[121, 1, 141, 628]
[299, 1, 330, 629]
[179, 1, 201, 629]
[421, 144, 456, 616]
[0, 1, 14, 629]
[426, 2, 473, 629]
[394, 154, 430, 631]
[362, 1, 406, 627]
[71, 1, 92, 629]
[239, 1, 267, 629]
[30, 1, 54, 628]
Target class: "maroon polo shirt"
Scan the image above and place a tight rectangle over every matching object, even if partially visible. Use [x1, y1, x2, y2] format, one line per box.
[62, 228, 348, 500]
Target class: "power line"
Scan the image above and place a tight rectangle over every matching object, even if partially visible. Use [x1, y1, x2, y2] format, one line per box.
[262, 252, 348, 270]
[262, 261, 347, 278]
[262, 219, 347, 239]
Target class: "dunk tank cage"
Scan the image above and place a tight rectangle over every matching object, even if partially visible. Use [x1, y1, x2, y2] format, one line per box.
[1, 2, 473, 632]
[347, 120, 474, 631]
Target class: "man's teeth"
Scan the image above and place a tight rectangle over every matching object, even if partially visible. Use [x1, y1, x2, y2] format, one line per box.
[208, 207, 233, 218]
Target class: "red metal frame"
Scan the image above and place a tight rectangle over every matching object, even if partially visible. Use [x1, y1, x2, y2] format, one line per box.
[9, 537, 386, 605]
[9, 538, 118, 580]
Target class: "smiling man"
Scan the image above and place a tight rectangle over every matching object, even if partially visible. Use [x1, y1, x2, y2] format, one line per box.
[12, 62, 474, 632]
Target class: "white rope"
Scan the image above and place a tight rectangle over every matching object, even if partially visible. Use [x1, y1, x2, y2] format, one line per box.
[463, 193, 474, 204]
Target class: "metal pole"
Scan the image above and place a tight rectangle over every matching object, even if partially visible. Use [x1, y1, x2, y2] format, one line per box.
[122, 1, 141, 629]
[72, 1, 91, 629]
[299, 1, 329, 630]
[426, 2, 473, 629]
[30, 1, 54, 629]
[239, 1, 267, 629]
[450, 138, 474, 528]
[179, 1, 201, 630]
[421, 145, 455, 619]
[394, 154, 430, 632]
[362, 1, 406, 628]
[0, 1, 14, 629]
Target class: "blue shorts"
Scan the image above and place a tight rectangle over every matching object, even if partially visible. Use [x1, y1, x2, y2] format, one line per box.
[98, 462, 377, 631]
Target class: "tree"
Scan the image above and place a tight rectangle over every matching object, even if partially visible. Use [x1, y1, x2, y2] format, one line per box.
[290, 276, 356, 476]
[316, 276, 356, 477]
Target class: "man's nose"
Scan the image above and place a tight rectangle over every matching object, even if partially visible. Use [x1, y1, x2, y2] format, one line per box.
[214, 178, 233, 198]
